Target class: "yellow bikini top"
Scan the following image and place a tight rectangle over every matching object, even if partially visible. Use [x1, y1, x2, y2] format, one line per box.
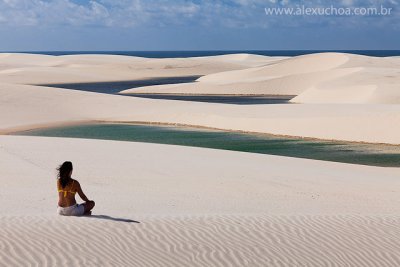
[57, 180, 76, 197]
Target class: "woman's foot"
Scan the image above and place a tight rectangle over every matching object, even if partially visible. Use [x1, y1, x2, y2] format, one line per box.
[83, 200, 95, 215]
[84, 210, 92, 216]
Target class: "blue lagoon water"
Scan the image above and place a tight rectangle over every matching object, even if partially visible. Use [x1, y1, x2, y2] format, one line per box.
[15, 123, 400, 167]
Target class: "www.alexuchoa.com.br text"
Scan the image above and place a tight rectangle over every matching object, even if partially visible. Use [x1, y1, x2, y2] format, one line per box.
[265, 5, 393, 16]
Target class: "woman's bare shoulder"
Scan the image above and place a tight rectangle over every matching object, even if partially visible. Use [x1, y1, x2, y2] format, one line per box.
[72, 179, 81, 187]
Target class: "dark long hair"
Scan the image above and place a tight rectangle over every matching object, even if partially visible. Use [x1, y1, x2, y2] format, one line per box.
[57, 161, 73, 188]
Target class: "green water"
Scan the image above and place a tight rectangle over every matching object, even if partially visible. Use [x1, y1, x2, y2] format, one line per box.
[15, 123, 400, 167]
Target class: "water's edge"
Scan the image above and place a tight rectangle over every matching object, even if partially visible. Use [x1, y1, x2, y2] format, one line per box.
[12, 122, 400, 167]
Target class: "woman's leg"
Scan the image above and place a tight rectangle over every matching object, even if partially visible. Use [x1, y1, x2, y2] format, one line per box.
[83, 200, 95, 214]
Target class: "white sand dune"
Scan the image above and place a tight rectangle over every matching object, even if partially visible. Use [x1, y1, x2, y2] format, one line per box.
[290, 54, 400, 104]
[197, 53, 349, 84]
[121, 52, 349, 95]
[121, 67, 359, 96]
[1, 82, 400, 144]
[2, 136, 400, 216]
[1, 136, 400, 266]
[193, 53, 287, 67]
[2, 215, 400, 266]
[4, 52, 399, 104]
[0, 53, 274, 85]
[292, 66, 400, 104]
[121, 53, 400, 105]
[1, 52, 400, 266]
[1, 53, 400, 144]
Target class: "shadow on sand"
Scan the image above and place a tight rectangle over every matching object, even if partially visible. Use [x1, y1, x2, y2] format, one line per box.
[85, 214, 140, 223]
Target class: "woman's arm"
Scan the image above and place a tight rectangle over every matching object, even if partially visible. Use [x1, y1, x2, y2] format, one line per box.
[76, 180, 90, 202]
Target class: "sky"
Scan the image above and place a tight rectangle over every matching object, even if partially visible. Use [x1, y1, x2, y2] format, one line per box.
[0, 0, 399, 51]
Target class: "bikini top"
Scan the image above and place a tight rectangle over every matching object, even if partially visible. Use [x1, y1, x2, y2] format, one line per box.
[57, 180, 76, 197]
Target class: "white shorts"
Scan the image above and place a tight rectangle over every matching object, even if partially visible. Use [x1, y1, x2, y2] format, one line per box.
[57, 204, 85, 216]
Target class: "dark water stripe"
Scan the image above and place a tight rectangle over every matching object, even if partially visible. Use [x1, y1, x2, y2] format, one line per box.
[10, 50, 400, 58]
[124, 94, 295, 105]
[38, 77, 295, 105]
[39, 76, 201, 94]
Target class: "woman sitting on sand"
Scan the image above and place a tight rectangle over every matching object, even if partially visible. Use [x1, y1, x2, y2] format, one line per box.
[56, 161, 95, 216]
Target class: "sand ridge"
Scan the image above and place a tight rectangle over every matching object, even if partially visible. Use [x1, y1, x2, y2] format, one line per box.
[2, 215, 400, 267]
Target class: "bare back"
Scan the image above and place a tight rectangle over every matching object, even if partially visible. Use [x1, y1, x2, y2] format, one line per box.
[57, 179, 78, 207]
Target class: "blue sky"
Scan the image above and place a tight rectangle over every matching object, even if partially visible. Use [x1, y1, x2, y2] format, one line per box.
[0, 0, 399, 51]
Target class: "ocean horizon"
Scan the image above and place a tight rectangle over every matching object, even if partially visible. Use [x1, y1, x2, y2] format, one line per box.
[2, 50, 400, 58]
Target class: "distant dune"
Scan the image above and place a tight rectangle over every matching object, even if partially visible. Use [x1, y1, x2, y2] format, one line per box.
[120, 53, 400, 105]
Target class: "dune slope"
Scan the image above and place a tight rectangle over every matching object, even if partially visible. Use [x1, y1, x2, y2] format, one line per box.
[1, 136, 400, 266]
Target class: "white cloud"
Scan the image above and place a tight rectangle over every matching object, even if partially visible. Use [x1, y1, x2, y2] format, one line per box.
[0, 0, 397, 29]
[341, 0, 354, 6]
[0, 0, 112, 26]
